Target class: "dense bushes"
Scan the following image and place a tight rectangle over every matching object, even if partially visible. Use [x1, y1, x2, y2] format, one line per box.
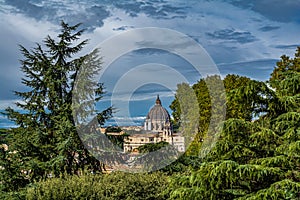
[25, 172, 169, 200]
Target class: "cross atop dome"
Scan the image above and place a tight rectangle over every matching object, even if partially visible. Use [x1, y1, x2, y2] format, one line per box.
[155, 94, 161, 105]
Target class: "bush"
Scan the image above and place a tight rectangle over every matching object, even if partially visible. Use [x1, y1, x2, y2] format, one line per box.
[26, 172, 169, 200]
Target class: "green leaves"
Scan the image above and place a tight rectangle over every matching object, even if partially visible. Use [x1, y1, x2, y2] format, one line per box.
[237, 179, 300, 200]
[25, 172, 169, 200]
[168, 46, 300, 199]
[1, 22, 112, 192]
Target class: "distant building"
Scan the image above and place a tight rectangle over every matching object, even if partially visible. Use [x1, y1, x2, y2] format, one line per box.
[124, 95, 185, 152]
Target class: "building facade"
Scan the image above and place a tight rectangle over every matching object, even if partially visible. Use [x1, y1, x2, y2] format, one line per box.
[124, 95, 185, 153]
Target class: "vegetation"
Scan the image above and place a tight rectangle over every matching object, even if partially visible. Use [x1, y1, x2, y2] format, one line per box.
[137, 141, 169, 153]
[167, 47, 300, 199]
[0, 128, 7, 144]
[0, 22, 112, 192]
[0, 21, 299, 199]
[25, 172, 168, 200]
[105, 126, 122, 133]
[170, 74, 252, 156]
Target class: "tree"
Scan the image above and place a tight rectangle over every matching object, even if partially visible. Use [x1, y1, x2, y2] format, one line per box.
[168, 47, 300, 199]
[223, 74, 252, 120]
[0, 21, 112, 192]
[170, 74, 251, 156]
[137, 141, 169, 153]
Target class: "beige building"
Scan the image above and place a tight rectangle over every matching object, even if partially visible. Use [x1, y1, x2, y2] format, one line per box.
[124, 95, 185, 153]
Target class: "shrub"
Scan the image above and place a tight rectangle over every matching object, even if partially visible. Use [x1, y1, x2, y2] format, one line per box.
[26, 172, 169, 200]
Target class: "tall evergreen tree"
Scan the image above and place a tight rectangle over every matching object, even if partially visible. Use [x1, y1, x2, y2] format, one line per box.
[0, 22, 112, 192]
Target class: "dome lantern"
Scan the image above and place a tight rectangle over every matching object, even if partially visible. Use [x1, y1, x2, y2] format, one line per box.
[155, 94, 161, 105]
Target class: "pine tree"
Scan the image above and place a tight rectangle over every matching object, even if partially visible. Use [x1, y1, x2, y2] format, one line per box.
[0, 21, 112, 192]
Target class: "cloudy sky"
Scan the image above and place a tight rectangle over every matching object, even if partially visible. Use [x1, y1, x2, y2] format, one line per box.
[1, 0, 300, 127]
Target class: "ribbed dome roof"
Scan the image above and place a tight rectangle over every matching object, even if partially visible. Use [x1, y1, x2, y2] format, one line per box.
[146, 95, 170, 122]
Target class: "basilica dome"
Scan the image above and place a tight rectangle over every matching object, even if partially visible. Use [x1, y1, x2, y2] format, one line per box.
[144, 95, 172, 133]
[146, 95, 170, 122]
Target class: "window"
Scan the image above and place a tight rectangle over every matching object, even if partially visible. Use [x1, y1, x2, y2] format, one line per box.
[141, 139, 144, 142]
[149, 138, 154, 142]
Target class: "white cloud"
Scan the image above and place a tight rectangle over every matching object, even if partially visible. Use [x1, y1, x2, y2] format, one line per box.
[0, 99, 24, 110]
[1, 0, 300, 120]
[2, 13, 58, 42]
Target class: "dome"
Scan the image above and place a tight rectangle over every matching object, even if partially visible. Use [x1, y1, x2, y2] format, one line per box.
[144, 95, 172, 132]
[146, 95, 170, 122]
[147, 104, 170, 122]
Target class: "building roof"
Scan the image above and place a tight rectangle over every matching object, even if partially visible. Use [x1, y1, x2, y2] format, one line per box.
[146, 95, 170, 122]
[127, 133, 159, 138]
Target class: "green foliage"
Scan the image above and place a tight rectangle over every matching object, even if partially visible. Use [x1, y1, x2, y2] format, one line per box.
[105, 126, 122, 133]
[173, 83, 200, 149]
[2, 24, 300, 200]
[170, 74, 251, 156]
[1, 22, 112, 192]
[105, 134, 127, 149]
[137, 141, 169, 153]
[0, 128, 7, 147]
[237, 179, 300, 200]
[223, 74, 252, 120]
[168, 47, 300, 199]
[160, 154, 203, 174]
[0, 189, 27, 200]
[25, 172, 169, 200]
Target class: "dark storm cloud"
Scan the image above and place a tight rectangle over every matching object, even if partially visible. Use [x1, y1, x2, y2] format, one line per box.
[55, 5, 111, 31]
[113, 25, 135, 31]
[229, 0, 300, 22]
[217, 59, 278, 80]
[3, 0, 188, 32]
[206, 29, 257, 44]
[4, 0, 111, 31]
[4, 0, 56, 19]
[259, 25, 280, 32]
[273, 44, 300, 49]
[113, 0, 187, 19]
[186, 35, 201, 43]
[131, 48, 169, 55]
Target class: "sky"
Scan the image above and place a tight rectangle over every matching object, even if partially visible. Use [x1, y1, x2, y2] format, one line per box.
[1, 0, 300, 128]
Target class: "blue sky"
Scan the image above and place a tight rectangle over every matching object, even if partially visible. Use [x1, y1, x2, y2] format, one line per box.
[1, 0, 300, 127]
